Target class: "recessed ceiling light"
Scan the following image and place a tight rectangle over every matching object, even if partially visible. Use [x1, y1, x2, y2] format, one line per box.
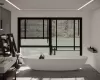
[77, 0, 94, 10]
[5, 0, 21, 10]
[79, 68, 82, 70]
[0, 29, 3, 30]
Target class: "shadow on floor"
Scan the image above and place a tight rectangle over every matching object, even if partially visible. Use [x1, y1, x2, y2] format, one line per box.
[0, 64, 100, 80]
[16, 64, 100, 80]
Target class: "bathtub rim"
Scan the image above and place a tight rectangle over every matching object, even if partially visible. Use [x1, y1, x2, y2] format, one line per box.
[22, 56, 88, 60]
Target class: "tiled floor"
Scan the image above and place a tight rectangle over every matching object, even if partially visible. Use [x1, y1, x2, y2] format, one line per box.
[1, 64, 100, 80]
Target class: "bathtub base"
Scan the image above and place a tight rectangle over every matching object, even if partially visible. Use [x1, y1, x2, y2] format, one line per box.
[31, 68, 80, 71]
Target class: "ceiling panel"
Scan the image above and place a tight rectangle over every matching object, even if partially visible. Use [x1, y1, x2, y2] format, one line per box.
[9, 0, 91, 9]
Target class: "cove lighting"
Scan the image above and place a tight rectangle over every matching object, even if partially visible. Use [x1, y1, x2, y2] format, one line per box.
[78, 0, 94, 10]
[5, 0, 94, 11]
[5, 0, 21, 10]
[22, 9, 77, 11]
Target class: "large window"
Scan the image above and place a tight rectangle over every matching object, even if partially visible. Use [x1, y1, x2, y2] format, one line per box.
[18, 17, 82, 56]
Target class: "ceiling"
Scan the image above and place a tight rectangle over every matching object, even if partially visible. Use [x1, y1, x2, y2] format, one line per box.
[2, 0, 100, 11]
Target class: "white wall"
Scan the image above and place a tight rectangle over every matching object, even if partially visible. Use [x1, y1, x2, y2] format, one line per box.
[89, 8, 100, 73]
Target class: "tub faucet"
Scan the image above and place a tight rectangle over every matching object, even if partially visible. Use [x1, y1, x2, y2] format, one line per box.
[39, 53, 45, 59]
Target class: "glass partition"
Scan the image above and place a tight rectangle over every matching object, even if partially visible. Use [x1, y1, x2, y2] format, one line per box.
[26, 20, 43, 38]
[75, 20, 80, 50]
[52, 20, 56, 46]
[57, 20, 74, 46]
[20, 19, 49, 46]
[20, 19, 25, 38]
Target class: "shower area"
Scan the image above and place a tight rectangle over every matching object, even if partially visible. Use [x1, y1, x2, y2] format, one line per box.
[18, 17, 82, 57]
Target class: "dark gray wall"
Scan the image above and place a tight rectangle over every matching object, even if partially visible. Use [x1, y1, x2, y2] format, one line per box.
[0, 7, 11, 35]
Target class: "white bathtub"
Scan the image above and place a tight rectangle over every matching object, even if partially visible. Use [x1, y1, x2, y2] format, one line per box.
[23, 55, 88, 71]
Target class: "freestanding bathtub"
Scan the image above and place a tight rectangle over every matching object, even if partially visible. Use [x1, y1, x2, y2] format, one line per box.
[23, 55, 88, 71]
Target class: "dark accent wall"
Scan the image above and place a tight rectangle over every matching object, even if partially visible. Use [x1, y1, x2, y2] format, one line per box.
[0, 7, 11, 34]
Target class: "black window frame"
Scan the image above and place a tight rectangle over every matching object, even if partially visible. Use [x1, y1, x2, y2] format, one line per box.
[18, 17, 82, 56]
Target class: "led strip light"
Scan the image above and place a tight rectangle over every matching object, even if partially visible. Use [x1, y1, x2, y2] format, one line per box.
[5, 0, 21, 10]
[22, 9, 77, 10]
[78, 0, 94, 10]
[6, 0, 94, 10]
